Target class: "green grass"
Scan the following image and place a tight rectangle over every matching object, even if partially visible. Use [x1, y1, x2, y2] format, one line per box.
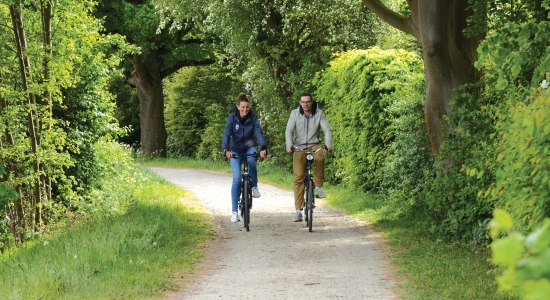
[142, 158, 504, 299]
[0, 169, 214, 299]
[139, 156, 228, 171]
[327, 185, 501, 298]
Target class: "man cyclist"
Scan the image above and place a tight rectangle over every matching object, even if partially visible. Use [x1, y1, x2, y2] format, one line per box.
[285, 92, 332, 222]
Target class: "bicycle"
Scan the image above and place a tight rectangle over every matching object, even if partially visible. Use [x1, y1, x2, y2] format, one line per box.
[292, 145, 326, 232]
[231, 153, 257, 232]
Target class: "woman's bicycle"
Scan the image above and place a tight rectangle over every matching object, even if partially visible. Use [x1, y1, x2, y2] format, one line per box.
[293, 146, 326, 232]
[231, 153, 257, 232]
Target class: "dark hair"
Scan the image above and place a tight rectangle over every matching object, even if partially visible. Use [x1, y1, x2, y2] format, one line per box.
[299, 92, 313, 100]
[237, 92, 249, 104]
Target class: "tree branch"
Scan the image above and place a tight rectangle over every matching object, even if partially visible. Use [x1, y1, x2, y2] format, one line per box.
[362, 0, 417, 38]
[160, 58, 215, 79]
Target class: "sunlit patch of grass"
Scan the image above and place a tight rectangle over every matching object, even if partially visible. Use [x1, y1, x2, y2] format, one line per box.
[0, 170, 214, 299]
[376, 216, 502, 299]
[138, 156, 228, 172]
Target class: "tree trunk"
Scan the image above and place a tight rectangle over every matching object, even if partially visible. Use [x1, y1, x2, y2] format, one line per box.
[41, 0, 53, 201]
[128, 51, 167, 156]
[10, 2, 43, 226]
[363, 0, 480, 154]
[0, 72, 14, 146]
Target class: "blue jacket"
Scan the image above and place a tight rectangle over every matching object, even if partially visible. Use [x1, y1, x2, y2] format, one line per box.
[222, 110, 267, 154]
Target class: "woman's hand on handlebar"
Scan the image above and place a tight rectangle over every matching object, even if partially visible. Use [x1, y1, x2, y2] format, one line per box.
[260, 149, 267, 159]
[224, 149, 232, 159]
[286, 146, 293, 154]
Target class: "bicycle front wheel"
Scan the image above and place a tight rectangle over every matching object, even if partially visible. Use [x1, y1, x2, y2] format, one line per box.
[306, 179, 314, 232]
[242, 178, 251, 232]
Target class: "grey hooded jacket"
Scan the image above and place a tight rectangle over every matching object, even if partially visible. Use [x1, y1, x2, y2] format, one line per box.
[285, 102, 332, 149]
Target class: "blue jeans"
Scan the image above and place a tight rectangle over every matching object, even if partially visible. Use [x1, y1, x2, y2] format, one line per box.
[230, 147, 258, 212]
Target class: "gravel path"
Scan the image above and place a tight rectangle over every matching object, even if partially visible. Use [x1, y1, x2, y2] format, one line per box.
[150, 167, 397, 299]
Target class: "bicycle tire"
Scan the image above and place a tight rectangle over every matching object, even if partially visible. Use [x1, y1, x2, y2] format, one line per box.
[243, 178, 250, 231]
[306, 179, 314, 232]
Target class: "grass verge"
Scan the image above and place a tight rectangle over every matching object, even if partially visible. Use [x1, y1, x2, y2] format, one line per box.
[142, 158, 502, 299]
[326, 186, 502, 299]
[0, 168, 214, 299]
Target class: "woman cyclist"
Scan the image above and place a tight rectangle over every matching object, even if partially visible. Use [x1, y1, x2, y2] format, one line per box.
[222, 93, 268, 223]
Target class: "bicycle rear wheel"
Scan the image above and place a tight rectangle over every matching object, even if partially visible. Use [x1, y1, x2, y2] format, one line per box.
[242, 178, 251, 231]
[306, 179, 314, 232]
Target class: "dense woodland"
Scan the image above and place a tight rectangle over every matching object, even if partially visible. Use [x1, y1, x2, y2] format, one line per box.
[0, 0, 548, 297]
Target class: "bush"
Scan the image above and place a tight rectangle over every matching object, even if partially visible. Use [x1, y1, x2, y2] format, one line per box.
[164, 66, 240, 158]
[381, 72, 431, 213]
[423, 87, 498, 244]
[196, 103, 228, 161]
[489, 209, 550, 299]
[489, 88, 550, 233]
[314, 48, 426, 193]
[422, 7, 549, 244]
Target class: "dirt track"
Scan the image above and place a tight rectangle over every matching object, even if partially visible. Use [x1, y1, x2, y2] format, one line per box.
[150, 167, 397, 299]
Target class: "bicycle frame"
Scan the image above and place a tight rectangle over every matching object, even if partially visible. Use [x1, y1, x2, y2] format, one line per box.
[293, 146, 325, 232]
[231, 153, 257, 232]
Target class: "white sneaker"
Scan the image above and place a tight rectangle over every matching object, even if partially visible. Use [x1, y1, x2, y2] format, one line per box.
[230, 211, 240, 223]
[291, 210, 303, 222]
[314, 186, 326, 198]
[252, 187, 261, 198]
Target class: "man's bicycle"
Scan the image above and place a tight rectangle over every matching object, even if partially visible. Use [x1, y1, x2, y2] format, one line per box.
[293, 146, 326, 232]
[231, 153, 257, 232]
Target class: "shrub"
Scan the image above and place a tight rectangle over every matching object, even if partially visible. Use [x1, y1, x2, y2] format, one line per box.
[489, 88, 549, 233]
[314, 48, 426, 193]
[164, 66, 240, 158]
[489, 209, 550, 299]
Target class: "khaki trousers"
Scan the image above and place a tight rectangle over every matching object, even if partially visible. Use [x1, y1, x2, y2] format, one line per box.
[292, 144, 325, 210]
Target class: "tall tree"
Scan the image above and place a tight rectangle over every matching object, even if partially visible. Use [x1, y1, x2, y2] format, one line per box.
[96, 0, 213, 156]
[9, 1, 44, 225]
[1, 0, 129, 247]
[202, 0, 379, 152]
[362, 0, 481, 154]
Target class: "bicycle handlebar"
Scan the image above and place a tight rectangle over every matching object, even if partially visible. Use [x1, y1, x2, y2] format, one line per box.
[230, 153, 259, 159]
[291, 145, 327, 154]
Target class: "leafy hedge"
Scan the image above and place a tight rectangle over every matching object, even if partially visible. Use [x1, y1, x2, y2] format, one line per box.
[314, 48, 428, 200]
[489, 88, 550, 233]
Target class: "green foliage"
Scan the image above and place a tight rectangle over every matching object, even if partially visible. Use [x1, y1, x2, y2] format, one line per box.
[196, 102, 229, 160]
[489, 209, 550, 299]
[423, 86, 498, 243]
[79, 141, 144, 216]
[0, 0, 131, 250]
[202, 0, 380, 160]
[96, 0, 214, 153]
[0, 168, 213, 298]
[381, 71, 431, 213]
[475, 16, 549, 91]
[421, 1, 549, 244]
[314, 48, 426, 194]
[163, 66, 241, 158]
[489, 89, 550, 233]
[373, 0, 419, 53]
